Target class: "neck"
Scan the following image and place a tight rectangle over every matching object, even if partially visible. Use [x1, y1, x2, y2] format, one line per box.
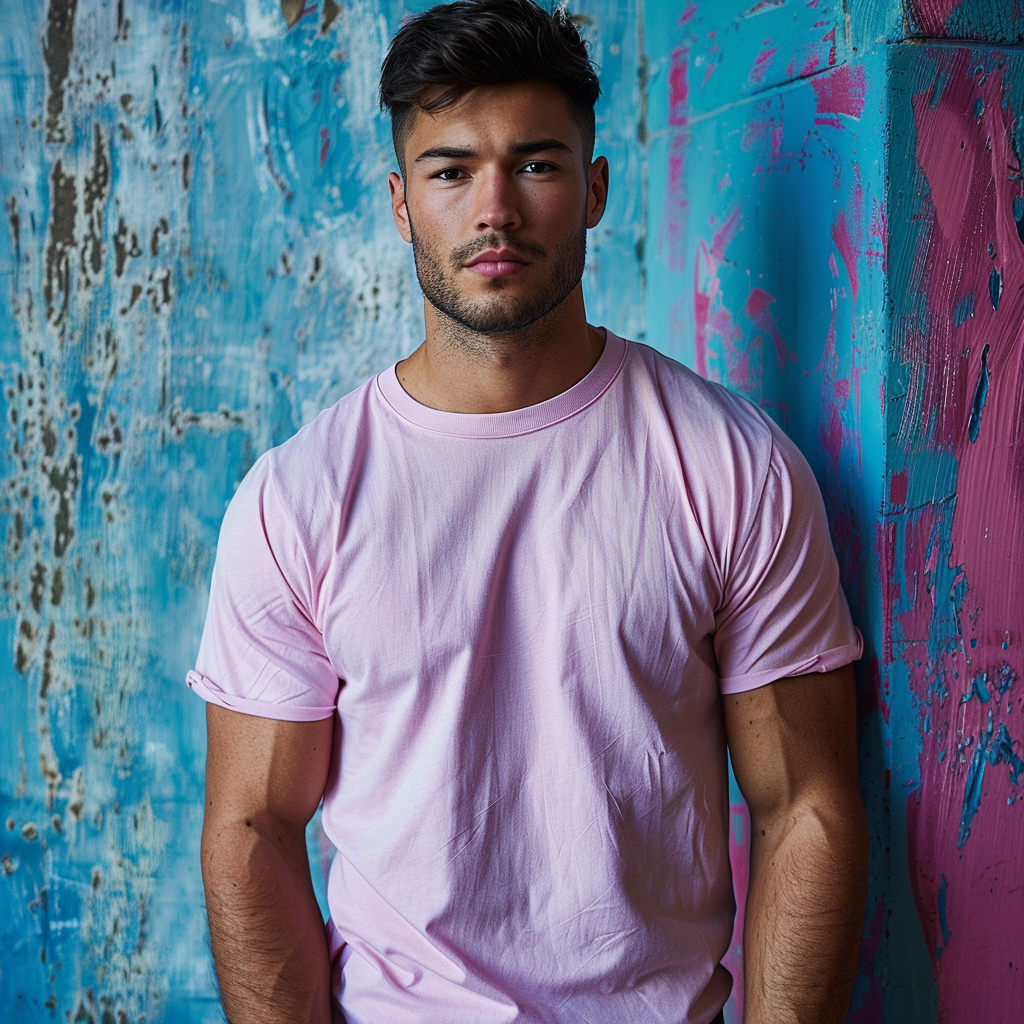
[396, 286, 605, 414]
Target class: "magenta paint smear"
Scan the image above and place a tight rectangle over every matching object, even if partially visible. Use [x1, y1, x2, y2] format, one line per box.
[748, 44, 777, 88]
[744, 287, 796, 371]
[664, 47, 691, 273]
[741, 109, 784, 184]
[693, 209, 746, 388]
[812, 64, 866, 127]
[897, 49, 1024, 1021]
[867, 197, 888, 273]
[818, 214, 864, 582]
[848, 898, 884, 1023]
[669, 46, 690, 122]
[907, 0, 963, 36]
[832, 211, 860, 303]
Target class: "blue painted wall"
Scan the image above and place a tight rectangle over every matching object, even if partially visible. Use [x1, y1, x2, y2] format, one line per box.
[0, 2, 644, 1019]
[3, 1, 1023, 1021]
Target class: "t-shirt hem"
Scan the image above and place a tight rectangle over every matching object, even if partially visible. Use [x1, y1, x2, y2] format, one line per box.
[719, 632, 863, 695]
[186, 670, 336, 722]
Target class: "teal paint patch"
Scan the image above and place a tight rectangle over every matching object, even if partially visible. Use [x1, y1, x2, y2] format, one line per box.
[906, 0, 1024, 44]
[967, 343, 989, 442]
[937, 873, 950, 948]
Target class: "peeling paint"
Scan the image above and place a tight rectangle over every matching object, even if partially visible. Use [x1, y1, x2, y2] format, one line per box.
[42, 0, 78, 145]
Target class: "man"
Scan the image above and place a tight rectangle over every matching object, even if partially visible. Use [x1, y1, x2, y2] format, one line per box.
[188, 1, 868, 1022]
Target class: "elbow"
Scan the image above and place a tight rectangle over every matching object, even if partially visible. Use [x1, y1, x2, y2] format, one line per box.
[801, 790, 870, 907]
[753, 787, 869, 897]
[200, 811, 309, 899]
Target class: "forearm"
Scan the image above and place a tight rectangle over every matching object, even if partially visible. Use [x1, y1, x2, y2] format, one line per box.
[201, 819, 332, 1024]
[742, 799, 868, 1024]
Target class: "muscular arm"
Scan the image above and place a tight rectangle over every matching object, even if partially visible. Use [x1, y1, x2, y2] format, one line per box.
[201, 703, 335, 1024]
[723, 665, 868, 1024]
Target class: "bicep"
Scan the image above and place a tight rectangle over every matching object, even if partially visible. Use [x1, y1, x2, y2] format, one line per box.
[723, 665, 859, 826]
[204, 703, 334, 834]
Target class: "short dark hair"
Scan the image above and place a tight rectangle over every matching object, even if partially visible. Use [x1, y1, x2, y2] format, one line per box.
[379, 0, 601, 173]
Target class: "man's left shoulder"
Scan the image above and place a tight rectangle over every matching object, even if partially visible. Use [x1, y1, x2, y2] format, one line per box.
[624, 339, 777, 455]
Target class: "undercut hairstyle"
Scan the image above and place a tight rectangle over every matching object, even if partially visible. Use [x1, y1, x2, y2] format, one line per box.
[379, 0, 601, 174]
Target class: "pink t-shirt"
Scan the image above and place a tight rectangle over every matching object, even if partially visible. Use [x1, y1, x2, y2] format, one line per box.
[188, 331, 860, 1024]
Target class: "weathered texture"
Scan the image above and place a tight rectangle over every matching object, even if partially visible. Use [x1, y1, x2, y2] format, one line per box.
[4, 1, 1024, 1022]
[904, 0, 1024, 42]
[887, 44, 1024, 1021]
[0, 1, 643, 1020]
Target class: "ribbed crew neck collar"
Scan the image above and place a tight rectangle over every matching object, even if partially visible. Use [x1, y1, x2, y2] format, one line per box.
[376, 330, 626, 438]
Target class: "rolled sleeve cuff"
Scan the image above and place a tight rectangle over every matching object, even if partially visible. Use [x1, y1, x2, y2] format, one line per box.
[719, 630, 863, 695]
[186, 670, 337, 722]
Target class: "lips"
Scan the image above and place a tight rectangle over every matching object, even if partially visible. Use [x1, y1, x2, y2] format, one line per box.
[464, 248, 531, 278]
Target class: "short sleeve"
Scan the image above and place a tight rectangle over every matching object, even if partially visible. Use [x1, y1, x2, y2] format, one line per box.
[713, 422, 862, 694]
[186, 453, 340, 721]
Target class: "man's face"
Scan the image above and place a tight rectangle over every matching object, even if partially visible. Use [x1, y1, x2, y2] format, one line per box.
[389, 81, 608, 337]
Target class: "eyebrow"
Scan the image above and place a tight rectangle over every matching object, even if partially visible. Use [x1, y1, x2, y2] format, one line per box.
[414, 138, 574, 162]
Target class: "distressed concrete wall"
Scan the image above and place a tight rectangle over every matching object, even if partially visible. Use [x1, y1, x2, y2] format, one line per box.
[644, 1, 1024, 1022]
[4, 0, 1023, 1022]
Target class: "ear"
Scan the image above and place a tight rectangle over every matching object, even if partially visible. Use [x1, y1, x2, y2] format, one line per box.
[585, 155, 610, 230]
[389, 171, 413, 243]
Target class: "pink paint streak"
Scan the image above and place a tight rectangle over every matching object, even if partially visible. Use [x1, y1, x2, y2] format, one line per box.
[693, 210, 747, 389]
[898, 50, 1024, 1021]
[820, 403, 844, 469]
[741, 112, 784, 183]
[906, 0, 960, 35]
[744, 287, 796, 371]
[812, 64, 867, 128]
[748, 44, 776, 88]
[867, 198, 888, 274]
[847, 899, 884, 1023]
[816, 231, 864, 584]
[663, 48, 691, 274]
[823, 25, 837, 66]
[890, 470, 909, 507]
[669, 48, 689, 126]
[801, 52, 821, 76]
[878, 522, 897, 666]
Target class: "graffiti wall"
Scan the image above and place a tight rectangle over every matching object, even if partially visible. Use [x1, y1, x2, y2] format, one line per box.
[2, 0, 1022, 1022]
[644, 1, 1024, 1022]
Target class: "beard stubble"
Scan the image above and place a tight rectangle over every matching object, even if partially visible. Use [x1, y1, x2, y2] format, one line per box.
[409, 218, 588, 347]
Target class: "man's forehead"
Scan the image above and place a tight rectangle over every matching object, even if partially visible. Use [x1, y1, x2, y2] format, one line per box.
[404, 82, 579, 157]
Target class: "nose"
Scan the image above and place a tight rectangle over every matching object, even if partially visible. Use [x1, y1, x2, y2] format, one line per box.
[474, 168, 522, 233]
